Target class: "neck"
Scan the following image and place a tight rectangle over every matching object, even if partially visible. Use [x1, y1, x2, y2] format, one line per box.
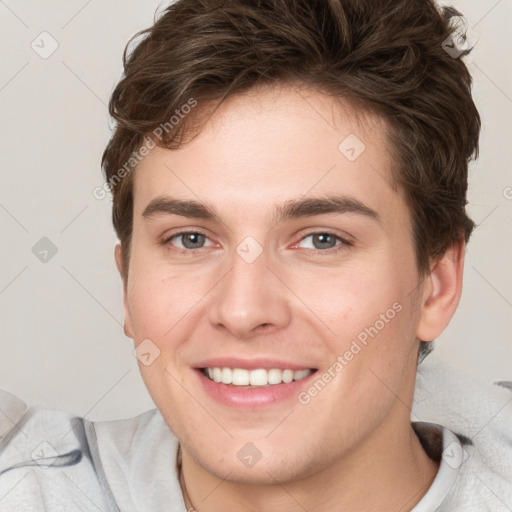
[178, 418, 438, 512]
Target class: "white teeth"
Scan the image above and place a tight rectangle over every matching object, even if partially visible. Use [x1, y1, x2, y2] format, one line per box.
[294, 369, 311, 381]
[249, 369, 267, 386]
[267, 368, 283, 385]
[213, 367, 222, 383]
[282, 369, 294, 383]
[232, 368, 250, 385]
[203, 367, 313, 386]
[221, 367, 232, 384]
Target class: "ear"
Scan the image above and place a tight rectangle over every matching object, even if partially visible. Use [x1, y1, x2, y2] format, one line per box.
[416, 241, 465, 342]
[115, 243, 134, 339]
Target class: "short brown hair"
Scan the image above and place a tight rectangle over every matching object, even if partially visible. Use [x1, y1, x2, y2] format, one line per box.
[101, 0, 480, 358]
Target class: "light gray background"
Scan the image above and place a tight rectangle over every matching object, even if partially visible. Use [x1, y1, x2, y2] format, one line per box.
[1, 0, 511, 421]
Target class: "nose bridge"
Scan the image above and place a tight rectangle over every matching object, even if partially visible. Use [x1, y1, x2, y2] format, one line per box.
[208, 239, 291, 336]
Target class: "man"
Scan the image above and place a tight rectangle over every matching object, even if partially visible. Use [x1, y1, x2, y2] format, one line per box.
[1, 0, 511, 510]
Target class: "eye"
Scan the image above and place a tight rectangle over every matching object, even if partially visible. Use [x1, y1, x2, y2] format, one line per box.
[163, 231, 215, 252]
[296, 231, 351, 252]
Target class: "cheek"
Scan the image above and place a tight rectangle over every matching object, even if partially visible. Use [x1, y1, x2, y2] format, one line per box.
[288, 260, 404, 343]
[126, 258, 205, 340]
[126, 269, 198, 406]
[127, 278, 169, 340]
[324, 274, 420, 409]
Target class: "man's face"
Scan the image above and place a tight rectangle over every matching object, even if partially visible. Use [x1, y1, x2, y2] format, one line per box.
[122, 84, 426, 483]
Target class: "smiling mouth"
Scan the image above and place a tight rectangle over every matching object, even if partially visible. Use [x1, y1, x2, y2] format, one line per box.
[200, 367, 317, 387]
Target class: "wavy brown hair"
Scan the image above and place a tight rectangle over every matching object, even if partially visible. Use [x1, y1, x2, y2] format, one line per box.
[102, 0, 480, 360]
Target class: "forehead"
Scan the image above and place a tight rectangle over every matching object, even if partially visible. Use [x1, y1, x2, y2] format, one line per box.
[132, 84, 403, 221]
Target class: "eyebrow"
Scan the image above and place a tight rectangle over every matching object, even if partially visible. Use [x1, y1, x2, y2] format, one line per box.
[142, 194, 381, 225]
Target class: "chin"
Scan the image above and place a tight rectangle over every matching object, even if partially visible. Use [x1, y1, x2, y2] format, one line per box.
[192, 443, 323, 486]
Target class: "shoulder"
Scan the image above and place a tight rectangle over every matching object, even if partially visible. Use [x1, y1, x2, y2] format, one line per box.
[0, 389, 87, 472]
[413, 358, 512, 510]
[0, 390, 184, 510]
[0, 390, 115, 511]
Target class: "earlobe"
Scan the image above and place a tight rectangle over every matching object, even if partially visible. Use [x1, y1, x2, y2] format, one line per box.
[415, 242, 465, 342]
[114, 244, 134, 339]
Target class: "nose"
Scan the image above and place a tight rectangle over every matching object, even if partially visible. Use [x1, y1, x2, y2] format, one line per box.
[207, 245, 292, 339]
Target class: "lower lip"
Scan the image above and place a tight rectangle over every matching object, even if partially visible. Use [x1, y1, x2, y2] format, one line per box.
[195, 369, 317, 409]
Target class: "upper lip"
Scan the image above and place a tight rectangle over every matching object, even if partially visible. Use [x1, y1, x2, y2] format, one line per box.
[194, 357, 317, 371]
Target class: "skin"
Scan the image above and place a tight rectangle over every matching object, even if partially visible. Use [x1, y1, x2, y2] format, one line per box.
[115, 83, 465, 511]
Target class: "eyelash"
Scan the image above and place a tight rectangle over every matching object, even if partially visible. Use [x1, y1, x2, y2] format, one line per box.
[161, 229, 352, 256]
